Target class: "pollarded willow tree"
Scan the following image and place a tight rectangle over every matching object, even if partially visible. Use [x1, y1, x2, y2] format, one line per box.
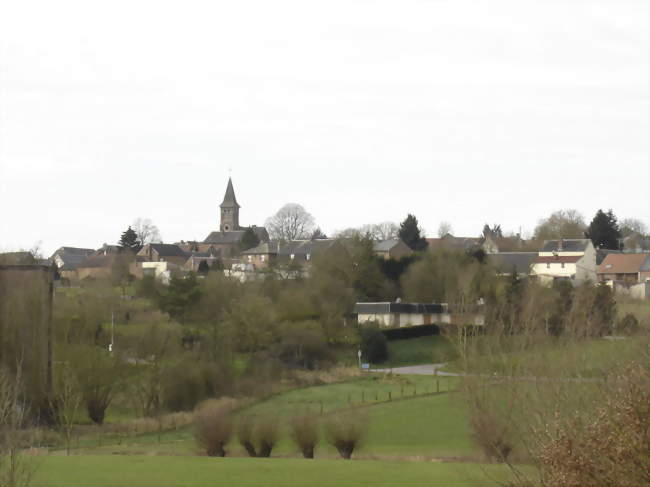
[265, 203, 315, 241]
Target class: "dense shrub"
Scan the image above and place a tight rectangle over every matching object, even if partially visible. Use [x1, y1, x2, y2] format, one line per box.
[359, 325, 388, 363]
[289, 414, 319, 458]
[237, 415, 257, 457]
[163, 361, 233, 412]
[617, 313, 640, 335]
[274, 323, 332, 370]
[324, 410, 368, 459]
[194, 399, 234, 457]
[255, 417, 280, 457]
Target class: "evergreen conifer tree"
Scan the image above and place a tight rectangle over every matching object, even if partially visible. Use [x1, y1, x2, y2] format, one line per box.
[585, 209, 621, 250]
[398, 214, 428, 251]
[119, 226, 141, 252]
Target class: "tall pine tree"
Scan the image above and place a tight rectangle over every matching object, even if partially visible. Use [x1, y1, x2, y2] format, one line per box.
[119, 226, 141, 252]
[398, 214, 428, 251]
[585, 209, 621, 250]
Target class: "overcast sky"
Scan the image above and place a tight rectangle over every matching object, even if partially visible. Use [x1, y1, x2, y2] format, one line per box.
[1, 0, 648, 256]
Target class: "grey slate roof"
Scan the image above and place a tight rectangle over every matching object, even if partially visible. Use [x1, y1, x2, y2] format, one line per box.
[354, 302, 445, 315]
[220, 177, 240, 208]
[51, 247, 95, 257]
[541, 239, 591, 253]
[241, 239, 338, 260]
[58, 253, 90, 270]
[204, 226, 269, 245]
[373, 239, 400, 252]
[488, 252, 537, 275]
[149, 244, 187, 257]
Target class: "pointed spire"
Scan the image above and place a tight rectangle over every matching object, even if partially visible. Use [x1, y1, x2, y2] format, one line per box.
[220, 177, 240, 208]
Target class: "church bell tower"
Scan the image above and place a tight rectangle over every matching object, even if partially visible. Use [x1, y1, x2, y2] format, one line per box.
[220, 177, 240, 232]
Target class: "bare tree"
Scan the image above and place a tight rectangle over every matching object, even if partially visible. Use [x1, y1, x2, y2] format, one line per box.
[265, 204, 315, 241]
[52, 362, 82, 455]
[0, 366, 37, 487]
[533, 209, 586, 240]
[132, 218, 162, 245]
[620, 217, 648, 237]
[437, 221, 453, 237]
[333, 222, 398, 240]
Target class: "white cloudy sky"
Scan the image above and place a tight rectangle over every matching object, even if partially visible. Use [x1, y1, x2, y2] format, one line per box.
[1, 0, 648, 255]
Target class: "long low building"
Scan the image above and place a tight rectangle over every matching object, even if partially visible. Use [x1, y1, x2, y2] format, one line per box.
[354, 301, 487, 328]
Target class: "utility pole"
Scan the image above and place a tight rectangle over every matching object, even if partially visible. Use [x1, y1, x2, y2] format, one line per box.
[109, 309, 114, 353]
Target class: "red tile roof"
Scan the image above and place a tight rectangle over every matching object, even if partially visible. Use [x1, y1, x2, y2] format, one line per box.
[534, 255, 582, 264]
[597, 253, 650, 274]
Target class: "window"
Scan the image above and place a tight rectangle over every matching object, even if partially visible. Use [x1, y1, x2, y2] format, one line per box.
[546, 263, 550, 269]
[561, 263, 565, 268]
[290, 254, 295, 260]
[261, 255, 266, 262]
[247, 256, 252, 263]
[306, 253, 311, 261]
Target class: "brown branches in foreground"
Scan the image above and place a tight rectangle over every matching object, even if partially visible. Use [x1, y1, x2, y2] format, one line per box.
[534, 364, 650, 487]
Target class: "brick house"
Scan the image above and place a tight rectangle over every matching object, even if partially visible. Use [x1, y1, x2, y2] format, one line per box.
[373, 239, 413, 260]
[597, 253, 650, 284]
[137, 243, 189, 267]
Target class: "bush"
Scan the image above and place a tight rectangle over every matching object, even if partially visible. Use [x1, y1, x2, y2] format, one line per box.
[289, 414, 319, 458]
[255, 416, 280, 457]
[534, 364, 650, 487]
[163, 361, 233, 412]
[237, 415, 257, 457]
[194, 399, 234, 457]
[324, 410, 368, 459]
[617, 313, 640, 335]
[274, 323, 332, 370]
[469, 405, 513, 463]
[359, 325, 388, 363]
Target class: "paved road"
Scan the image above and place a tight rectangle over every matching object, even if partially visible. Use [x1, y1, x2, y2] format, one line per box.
[370, 364, 460, 376]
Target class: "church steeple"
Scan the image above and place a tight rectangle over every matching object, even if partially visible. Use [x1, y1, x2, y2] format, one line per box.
[220, 177, 240, 232]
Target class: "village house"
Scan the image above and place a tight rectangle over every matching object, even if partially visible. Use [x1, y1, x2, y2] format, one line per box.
[184, 252, 220, 272]
[50, 246, 95, 278]
[426, 234, 499, 254]
[488, 252, 537, 277]
[354, 302, 485, 328]
[597, 253, 650, 284]
[620, 233, 650, 253]
[137, 243, 189, 267]
[372, 239, 413, 260]
[530, 239, 597, 284]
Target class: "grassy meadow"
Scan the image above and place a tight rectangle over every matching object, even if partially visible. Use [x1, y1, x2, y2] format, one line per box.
[32, 456, 524, 487]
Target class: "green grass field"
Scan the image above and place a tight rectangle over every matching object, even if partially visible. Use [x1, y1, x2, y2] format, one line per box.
[62, 375, 469, 459]
[32, 455, 523, 487]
